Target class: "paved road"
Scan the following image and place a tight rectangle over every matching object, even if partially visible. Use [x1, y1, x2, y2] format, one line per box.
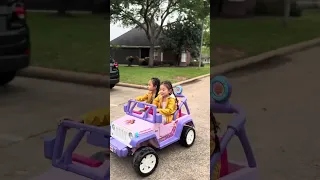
[218, 46, 320, 180]
[0, 78, 107, 180]
[110, 77, 210, 180]
[1, 46, 320, 180]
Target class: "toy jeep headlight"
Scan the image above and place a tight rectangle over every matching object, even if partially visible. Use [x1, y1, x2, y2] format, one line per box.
[111, 124, 115, 130]
[128, 132, 133, 139]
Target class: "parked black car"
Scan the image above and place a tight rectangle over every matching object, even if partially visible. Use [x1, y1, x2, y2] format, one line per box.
[0, 0, 30, 85]
[110, 56, 119, 89]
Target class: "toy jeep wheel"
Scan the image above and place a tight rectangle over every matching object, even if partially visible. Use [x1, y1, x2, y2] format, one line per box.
[180, 126, 196, 147]
[133, 147, 159, 177]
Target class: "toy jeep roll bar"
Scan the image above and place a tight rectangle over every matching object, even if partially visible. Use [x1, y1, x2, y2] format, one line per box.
[211, 76, 258, 180]
[33, 121, 110, 180]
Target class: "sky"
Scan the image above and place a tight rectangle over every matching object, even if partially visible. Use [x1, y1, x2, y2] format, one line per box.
[110, 23, 131, 41]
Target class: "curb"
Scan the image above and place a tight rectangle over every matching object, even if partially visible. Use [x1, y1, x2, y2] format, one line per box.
[117, 73, 210, 90]
[17, 66, 109, 88]
[16, 37, 320, 88]
[211, 37, 320, 76]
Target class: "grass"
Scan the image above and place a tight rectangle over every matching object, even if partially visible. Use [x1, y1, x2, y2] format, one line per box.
[119, 65, 210, 85]
[27, 12, 109, 73]
[211, 10, 320, 65]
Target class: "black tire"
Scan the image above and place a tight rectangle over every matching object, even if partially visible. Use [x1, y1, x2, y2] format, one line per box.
[110, 84, 115, 89]
[179, 126, 196, 147]
[133, 147, 159, 177]
[90, 151, 109, 162]
[0, 71, 16, 86]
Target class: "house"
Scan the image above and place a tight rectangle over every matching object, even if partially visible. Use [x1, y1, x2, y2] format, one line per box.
[211, 0, 256, 17]
[110, 27, 192, 66]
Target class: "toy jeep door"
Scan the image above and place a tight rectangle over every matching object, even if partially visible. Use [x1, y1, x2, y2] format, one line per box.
[159, 120, 178, 141]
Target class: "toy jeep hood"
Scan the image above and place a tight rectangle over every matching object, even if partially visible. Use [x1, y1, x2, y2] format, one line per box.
[112, 114, 154, 135]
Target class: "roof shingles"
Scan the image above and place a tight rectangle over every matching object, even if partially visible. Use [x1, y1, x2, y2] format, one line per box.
[110, 27, 160, 47]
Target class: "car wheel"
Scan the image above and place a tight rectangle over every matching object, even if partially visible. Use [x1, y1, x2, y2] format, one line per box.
[0, 71, 16, 86]
[110, 84, 115, 89]
[90, 150, 109, 162]
[179, 126, 196, 147]
[133, 147, 158, 177]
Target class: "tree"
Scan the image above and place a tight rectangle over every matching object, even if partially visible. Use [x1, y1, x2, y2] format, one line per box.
[203, 16, 210, 47]
[111, 0, 209, 67]
[159, 18, 202, 66]
[57, 0, 73, 15]
[283, 0, 291, 27]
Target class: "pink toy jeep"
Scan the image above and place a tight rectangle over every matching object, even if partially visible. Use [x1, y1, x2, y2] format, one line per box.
[110, 86, 196, 177]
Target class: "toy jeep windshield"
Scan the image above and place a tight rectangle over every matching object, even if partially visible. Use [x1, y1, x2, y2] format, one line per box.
[110, 86, 196, 177]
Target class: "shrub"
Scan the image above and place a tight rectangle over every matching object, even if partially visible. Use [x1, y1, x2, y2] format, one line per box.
[189, 61, 204, 67]
[255, 1, 303, 17]
[126, 56, 134, 66]
[133, 56, 139, 63]
[154, 60, 162, 66]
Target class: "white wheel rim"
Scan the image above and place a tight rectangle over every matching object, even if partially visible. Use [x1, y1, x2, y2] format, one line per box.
[186, 129, 195, 145]
[140, 154, 157, 174]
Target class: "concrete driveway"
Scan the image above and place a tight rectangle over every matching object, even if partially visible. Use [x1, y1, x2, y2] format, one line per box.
[0, 77, 107, 180]
[218, 46, 320, 180]
[110, 77, 211, 179]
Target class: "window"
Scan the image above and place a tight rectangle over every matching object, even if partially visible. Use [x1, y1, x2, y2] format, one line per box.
[181, 52, 187, 63]
[154, 50, 158, 60]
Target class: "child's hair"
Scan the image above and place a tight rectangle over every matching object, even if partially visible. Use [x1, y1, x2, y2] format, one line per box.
[211, 112, 220, 153]
[151, 77, 160, 98]
[161, 80, 179, 112]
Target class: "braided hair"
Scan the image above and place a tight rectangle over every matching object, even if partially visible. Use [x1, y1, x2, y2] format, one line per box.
[151, 77, 160, 98]
[161, 81, 179, 111]
[211, 111, 220, 153]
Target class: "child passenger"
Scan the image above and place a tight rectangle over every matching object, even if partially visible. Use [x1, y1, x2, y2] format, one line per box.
[152, 80, 178, 124]
[135, 77, 160, 104]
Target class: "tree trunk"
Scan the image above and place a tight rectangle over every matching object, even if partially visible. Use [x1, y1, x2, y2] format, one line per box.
[57, 0, 72, 15]
[148, 44, 155, 67]
[282, 0, 291, 27]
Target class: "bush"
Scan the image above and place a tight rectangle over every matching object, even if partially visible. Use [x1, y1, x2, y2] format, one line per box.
[126, 56, 134, 66]
[154, 60, 162, 66]
[139, 57, 161, 66]
[255, 1, 303, 17]
[290, 2, 302, 17]
[138, 58, 147, 66]
[162, 60, 176, 66]
[133, 56, 139, 63]
[189, 61, 204, 67]
[92, 0, 109, 14]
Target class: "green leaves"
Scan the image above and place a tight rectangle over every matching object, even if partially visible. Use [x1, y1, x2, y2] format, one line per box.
[159, 18, 202, 58]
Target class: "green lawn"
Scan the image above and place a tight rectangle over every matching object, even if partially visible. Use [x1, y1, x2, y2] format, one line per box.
[211, 10, 320, 65]
[27, 12, 109, 73]
[119, 65, 210, 85]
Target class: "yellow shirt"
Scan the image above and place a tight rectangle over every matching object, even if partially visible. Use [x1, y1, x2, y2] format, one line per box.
[152, 94, 177, 123]
[82, 107, 109, 126]
[135, 91, 156, 104]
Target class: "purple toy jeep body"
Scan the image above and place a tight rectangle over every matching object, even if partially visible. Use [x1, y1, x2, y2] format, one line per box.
[110, 86, 196, 177]
[211, 76, 258, 180]
[32, 121, 110, 180]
